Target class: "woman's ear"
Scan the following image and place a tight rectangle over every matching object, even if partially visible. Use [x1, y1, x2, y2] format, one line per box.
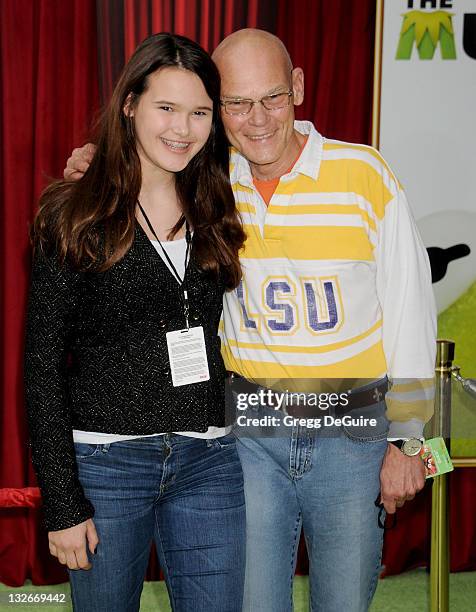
[123, 93, 135, 118]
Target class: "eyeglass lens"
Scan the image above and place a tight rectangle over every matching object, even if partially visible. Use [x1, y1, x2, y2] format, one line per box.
[224, 92, 292, 115]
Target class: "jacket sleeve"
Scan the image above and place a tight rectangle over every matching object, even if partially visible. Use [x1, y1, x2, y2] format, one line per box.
[24, 248, 95, 531]
[374, 178, 437, 439]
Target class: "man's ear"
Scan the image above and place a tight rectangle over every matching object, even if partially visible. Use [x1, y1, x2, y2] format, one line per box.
[291, 68, 304, 107]
[123, 93, 135, 118]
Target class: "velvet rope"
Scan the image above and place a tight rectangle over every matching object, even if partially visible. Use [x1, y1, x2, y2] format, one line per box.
[0, 488, 41, 509]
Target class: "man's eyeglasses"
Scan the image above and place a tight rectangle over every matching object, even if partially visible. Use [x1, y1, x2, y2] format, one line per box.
[220, 90, 294, 116]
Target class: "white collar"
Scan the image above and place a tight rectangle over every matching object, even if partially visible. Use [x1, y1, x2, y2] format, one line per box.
[230, 120, 324, 188]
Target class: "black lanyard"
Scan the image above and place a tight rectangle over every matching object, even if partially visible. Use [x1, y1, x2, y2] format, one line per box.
[138, 202, 192, 329]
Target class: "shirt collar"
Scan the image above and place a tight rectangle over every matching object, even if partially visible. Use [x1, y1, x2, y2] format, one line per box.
[229, 120, 324, 188]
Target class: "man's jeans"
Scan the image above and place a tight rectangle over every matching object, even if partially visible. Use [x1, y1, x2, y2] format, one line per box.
[68, 434, 246, 612]
[234, 383, 389, 612]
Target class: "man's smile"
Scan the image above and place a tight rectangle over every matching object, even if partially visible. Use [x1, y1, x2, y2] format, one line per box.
[245, 131, 277, 142]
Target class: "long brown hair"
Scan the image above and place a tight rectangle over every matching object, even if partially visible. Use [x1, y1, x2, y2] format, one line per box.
[33, 33, 245, 289]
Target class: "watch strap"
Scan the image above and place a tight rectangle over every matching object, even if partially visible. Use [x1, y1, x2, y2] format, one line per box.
[389, 439, 405, 450]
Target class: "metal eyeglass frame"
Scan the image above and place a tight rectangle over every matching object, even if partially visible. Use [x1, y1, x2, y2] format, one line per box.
[220, 90, 294, 116]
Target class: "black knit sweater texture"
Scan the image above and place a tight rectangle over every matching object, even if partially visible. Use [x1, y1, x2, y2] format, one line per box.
[24, 224, 227, 531]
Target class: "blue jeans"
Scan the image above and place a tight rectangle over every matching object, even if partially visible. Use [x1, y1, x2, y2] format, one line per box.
[68, 434, 246, 612]
[235, 389, 389, 612]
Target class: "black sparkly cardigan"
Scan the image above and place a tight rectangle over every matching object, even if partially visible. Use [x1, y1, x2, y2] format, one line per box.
[24, 224, 227, 531]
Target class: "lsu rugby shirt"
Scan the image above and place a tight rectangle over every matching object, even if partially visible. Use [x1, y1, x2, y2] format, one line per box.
[220, 121, 437, 437]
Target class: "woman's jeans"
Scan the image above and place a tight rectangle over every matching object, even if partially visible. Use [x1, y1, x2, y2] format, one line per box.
[68, 434, 246, 612]
[234, 383, 389, 612]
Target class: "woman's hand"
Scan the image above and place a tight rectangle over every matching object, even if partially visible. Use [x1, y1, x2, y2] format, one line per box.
[48, 518, 99, 570]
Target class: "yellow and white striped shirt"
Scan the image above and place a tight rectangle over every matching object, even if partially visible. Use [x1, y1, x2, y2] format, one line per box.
[220, 121, 436, 436]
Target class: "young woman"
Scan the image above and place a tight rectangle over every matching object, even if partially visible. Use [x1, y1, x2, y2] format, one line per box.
[24, 33, 246, 612]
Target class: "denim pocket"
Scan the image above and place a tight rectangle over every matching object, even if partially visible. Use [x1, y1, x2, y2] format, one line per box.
[341, 402, 390, 442]
[74, 442, 111, 460]
[211, 433, 237, 449]
[342, 426, 389, 443]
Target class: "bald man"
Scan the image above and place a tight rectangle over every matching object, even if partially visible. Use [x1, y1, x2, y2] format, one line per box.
[65, 29, 436, 612]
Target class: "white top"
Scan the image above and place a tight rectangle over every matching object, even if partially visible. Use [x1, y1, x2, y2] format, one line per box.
[73, 236, 230, 444]
[152, 235, 188, 279]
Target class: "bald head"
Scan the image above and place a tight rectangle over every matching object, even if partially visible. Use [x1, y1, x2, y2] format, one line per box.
[212, 28, 305, 180]
[212, 29, 293, 75]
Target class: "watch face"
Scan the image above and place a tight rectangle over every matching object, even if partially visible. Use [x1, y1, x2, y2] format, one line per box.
[403, 438, 423, 456]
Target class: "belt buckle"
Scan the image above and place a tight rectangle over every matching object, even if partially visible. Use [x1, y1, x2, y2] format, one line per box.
[372, 386, 384, 403]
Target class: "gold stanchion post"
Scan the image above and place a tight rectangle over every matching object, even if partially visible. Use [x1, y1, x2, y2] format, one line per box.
[430, 340, 453, 612]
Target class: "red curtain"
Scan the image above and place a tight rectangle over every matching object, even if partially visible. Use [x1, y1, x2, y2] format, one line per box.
[0, 0, 100, 586]
[122, 0, 275, 58]
[276, 0, 376, 144]
[97, 0, 278, 101]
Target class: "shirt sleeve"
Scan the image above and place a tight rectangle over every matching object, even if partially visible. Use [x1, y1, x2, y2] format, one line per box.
[24, 248, 95, 531]
[374, 182, 437, 439]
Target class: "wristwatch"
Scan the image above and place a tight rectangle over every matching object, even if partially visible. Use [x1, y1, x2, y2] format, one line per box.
[389, 438, 424, 457]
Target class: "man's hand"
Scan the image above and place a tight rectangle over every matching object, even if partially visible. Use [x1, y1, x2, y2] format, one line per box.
[379, 443, 426, 514]
[64, 143, 96, 181]
[48, 518, 99, 570]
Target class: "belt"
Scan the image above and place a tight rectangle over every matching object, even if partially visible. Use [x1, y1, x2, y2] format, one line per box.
[227, 372, 388, 418]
